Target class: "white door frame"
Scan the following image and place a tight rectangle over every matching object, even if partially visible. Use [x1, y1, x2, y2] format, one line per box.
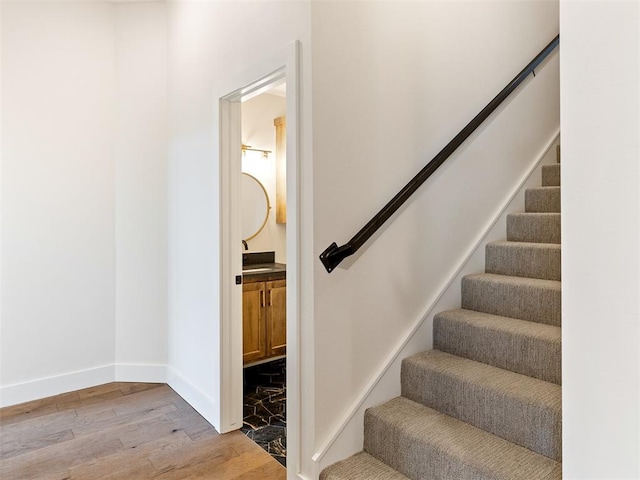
[217, 41, 309, 478]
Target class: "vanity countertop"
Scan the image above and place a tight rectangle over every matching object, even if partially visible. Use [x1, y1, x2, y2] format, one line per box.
[242, 262, 286, 283]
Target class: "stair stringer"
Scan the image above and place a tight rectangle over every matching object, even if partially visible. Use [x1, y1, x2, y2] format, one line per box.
[314, 130, 560, 474]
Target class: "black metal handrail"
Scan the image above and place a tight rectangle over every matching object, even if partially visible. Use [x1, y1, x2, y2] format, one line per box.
[319, 35, 559, 273]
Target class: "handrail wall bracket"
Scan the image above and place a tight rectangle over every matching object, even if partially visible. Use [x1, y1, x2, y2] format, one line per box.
[319, 242, 354, 273]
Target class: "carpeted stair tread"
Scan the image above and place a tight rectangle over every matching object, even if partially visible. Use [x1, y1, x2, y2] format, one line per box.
[364, 396, 562, 480]
[401, 350, 561, 460]
[486, 241, 561, 280]
[542, 164, 560, 186]
[507, 212, 561, 244]
[434, 309, 561, 384]
[319, 451, 411, 480]
[462, 273, 561, 326]
[525, 186, 561, 213]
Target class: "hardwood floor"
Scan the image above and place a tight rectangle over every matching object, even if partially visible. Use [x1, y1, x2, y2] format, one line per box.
[0, 383, 287, 479]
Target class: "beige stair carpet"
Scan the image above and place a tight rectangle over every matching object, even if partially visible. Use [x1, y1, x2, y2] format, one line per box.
[321, 161, 562, 480]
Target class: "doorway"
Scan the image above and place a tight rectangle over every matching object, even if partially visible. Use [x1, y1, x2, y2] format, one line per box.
[239, 86, 288, 466]
[217, 42, 302, 476]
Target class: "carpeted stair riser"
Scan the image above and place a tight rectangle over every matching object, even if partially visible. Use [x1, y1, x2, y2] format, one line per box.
[319, 452, 411, 480]
[401, 350, 562, 460]
[507, 213, 561, 244]
[461, 273, 561, 326]
[542, 164, 560, 186]
[486, 241, 561, 281]
[433, 309, 561, 384]
[525, 186, 561, 213]
[363, 397, 562, 480]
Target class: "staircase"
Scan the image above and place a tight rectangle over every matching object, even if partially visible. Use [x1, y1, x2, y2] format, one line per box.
[321, 161, 562, 480]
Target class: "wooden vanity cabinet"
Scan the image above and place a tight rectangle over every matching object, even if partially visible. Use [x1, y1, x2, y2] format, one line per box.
[242, 282, 267, 364]
[266, 279, 286, 358]
[242, 279, 286, 364]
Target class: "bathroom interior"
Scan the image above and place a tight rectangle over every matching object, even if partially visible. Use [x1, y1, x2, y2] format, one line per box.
[239, 83, 287, 467]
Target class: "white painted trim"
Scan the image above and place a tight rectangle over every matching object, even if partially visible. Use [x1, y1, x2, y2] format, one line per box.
[312, 129, 561, 465]
[0, 0, 3, 412]
[114, 364, 167, 383]
[0, 363, 171, 408]
[219, 94, 244, 434]
[167, 366, 218, 427]
[294, 474, 314, 480]
[0, 365, 114, 407]
[283, 40, 316, 480]
[0, 363, 214, 428]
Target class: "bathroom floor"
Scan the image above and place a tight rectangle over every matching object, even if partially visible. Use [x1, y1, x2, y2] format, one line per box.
[240, 358, 287, 467]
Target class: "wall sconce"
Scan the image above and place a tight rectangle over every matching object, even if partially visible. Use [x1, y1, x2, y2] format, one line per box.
[242, 144, 271, 159]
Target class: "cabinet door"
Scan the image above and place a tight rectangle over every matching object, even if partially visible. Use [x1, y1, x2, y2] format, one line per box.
[242, 282, 266, 364]
[267, 280, 286, 357]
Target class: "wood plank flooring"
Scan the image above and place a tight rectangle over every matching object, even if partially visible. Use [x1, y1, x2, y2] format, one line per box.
[0, 383, 286, 479]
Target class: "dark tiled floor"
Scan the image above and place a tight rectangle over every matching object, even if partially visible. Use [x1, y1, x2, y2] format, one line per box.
[241, 358, 286, 467]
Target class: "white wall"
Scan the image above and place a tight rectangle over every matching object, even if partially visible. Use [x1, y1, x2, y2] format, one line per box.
[114, 2, 168, 379]
[311, 0, 559, 466]
[167, 2, 559, 477]
[241, 92, 286, 262]
[166, 3, 312, 475]
[561, 2, 640, 478]
[1, 2, 117, 403]
[0, 1, 168, 405]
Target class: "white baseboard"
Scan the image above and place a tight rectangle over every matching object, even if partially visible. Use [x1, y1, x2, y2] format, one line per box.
[312, 130, 561, 471]
[0, 363, 169, 408]
[167, 366, 219, 430]
[291, 474, 315, 480]
[115, 364, 168, 383]
[0, 365, 115, 408]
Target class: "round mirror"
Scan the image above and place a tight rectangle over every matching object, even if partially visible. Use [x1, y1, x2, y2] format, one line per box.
[242, 172, 271, 241]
